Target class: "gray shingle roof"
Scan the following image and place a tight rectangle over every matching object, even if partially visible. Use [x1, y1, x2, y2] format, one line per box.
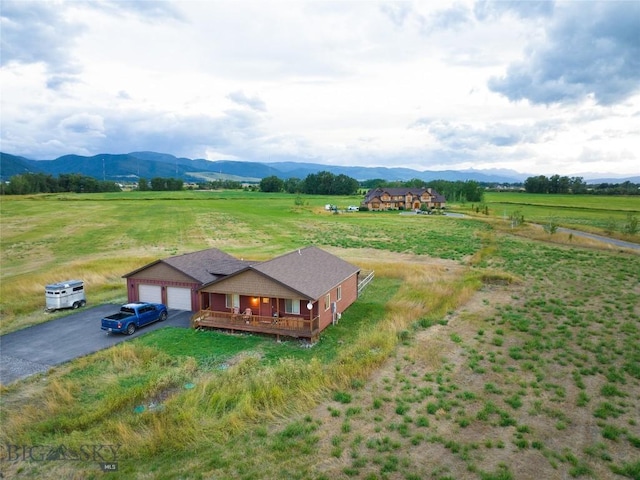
[161, 248, 251, 284]
[251, 246, 360, 299]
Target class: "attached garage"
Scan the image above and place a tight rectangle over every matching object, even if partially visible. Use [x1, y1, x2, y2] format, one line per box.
[122, 248, 251, 312]
[167, 287, 192, 310]
[138, 284, 162, 304]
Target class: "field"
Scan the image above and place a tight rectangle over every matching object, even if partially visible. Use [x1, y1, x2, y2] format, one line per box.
[476, 192, 640, 239]
[0, 191, 639, 480]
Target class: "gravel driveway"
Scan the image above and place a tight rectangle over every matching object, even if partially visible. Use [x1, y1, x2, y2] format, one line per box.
[0, 305, 192, 385]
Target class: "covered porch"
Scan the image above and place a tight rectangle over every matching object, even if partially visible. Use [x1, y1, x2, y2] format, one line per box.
[191, 309, 320, 342]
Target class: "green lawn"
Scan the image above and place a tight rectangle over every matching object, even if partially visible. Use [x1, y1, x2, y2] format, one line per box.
[476, 192, 640, 237]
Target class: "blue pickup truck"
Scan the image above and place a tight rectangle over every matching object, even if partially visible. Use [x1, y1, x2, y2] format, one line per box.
[101, 302, 168, 335]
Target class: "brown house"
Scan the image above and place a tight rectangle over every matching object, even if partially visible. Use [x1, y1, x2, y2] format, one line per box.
[363, 187, 446, 211]
[123, 246, 361, 342]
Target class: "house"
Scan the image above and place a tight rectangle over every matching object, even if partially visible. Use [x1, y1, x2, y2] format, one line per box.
[363, 187, 446, 211]
[123, 246, 362, 342]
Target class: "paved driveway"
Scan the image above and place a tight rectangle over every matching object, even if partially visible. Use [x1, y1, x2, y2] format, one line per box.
[0, 305, 192, 385]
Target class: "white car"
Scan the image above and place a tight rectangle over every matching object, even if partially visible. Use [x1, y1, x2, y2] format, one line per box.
[347, 205, 359, 212]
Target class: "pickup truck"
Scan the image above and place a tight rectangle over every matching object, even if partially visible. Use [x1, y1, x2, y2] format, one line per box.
[101, 302, 168, 335]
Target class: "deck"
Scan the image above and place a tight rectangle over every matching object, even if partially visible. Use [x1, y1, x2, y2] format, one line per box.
[191, 310, 320, 342]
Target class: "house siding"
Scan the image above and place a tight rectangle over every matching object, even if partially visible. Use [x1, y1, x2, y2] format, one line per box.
[200, 270, 301, 299]
[317, 272, 358, 331]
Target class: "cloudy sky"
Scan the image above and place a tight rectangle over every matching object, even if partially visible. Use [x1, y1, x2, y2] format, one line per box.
[1, 0, 639, 176]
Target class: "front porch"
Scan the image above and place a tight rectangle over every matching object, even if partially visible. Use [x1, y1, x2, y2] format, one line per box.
[191, 309, 320, 342]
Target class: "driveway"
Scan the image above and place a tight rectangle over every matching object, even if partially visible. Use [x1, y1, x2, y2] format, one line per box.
[0, 305, 192, 385]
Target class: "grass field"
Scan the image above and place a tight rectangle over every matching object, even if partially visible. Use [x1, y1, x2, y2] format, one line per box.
[0, 191, 638, 479]
[475, 192, 640, 239]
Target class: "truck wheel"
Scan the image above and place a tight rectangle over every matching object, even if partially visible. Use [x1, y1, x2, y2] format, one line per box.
[126, 323, 136, 335]
[80, 300, 86, 307]
[159, 311, 168, 321]
[72, 302, 79, 309]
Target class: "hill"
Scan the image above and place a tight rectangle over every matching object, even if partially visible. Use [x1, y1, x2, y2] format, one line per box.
[1, 151, 636, 184]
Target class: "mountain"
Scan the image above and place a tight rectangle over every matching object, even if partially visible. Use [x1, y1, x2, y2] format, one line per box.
[1, 151, 635, 184]
[0, 152, 38, 178]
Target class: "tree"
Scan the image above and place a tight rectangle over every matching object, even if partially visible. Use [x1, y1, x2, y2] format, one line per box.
[284, 177, 302, 194]
[260, 175, 284, 192]
[524, 175, 549, 193]
[138, 178, 149, 191]
[150, 177, 166, 191]
[333, 174, 359, 195]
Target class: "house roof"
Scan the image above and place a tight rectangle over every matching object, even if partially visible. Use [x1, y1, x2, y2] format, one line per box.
[125, 246, 360, 301]
[123, 248, 251, 284]
[249, 246, 360, 300]
[201, 246, 361, 300]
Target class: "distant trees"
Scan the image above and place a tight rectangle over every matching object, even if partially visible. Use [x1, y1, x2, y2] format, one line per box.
[589, 181, 639, 195]
[260, 176, 284, 192]
[1, 173, 120, 194]
[206, 179, 242, 190]
[146, 177, 184, 191]
[258, 171, 359, 195]
[524, 175, 587, 194]
[302, 171, 359, 195]
[284, 177, 303, 194]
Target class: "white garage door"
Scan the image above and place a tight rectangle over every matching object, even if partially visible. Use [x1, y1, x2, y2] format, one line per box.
[167, 287, 192, 311]
[139, 284, 162, 304]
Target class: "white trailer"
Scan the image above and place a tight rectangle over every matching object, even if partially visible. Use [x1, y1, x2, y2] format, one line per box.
[45, 280, 86, 311]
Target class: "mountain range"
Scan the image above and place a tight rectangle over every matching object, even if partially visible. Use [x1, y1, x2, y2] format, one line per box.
[1, 152, 638, 185]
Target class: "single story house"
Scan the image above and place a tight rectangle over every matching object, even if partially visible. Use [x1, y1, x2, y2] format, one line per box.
[123, 246, 362, 341]
[363, 187, 446, 211]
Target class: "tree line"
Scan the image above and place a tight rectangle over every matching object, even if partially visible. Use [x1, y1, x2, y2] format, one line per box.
[524, 175, 639, 195]
[137, 177, 184, 191]
[1, 173, 120, 194]
[260, 171, 360, 195]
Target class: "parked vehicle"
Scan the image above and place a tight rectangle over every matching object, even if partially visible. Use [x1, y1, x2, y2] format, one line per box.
[45, 280, 86, 311]
[101, 302, 168, 335]
[347, 205, 359, 212]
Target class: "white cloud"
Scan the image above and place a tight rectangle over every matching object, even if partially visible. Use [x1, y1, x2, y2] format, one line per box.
[1, 0, 638, 176]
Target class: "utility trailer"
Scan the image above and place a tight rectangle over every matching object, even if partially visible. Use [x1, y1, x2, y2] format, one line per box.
[45, 280, 86, 311]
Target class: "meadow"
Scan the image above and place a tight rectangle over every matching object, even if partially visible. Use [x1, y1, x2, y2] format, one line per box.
[477, 192, 640, 238]
[0, 191, 638, 480]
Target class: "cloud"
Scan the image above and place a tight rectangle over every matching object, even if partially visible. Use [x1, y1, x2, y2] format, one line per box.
[0, 0, 183, 89]
[59, 113, 105, 136]
[90, 0, 185, 22]
[0, 1, 83, 84]
[413, 118, 558, 150]
[227, 91, 267, 112]
[473, 0, 554, 21]
[488, 1, 640, 105]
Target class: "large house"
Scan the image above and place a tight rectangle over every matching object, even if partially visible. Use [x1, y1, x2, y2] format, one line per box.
[123, 246, 362, 341]
[363, 187, 446, 211]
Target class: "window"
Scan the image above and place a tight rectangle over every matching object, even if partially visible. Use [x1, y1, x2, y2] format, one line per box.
[337, 285, 342, 301]
[324, 293, 331, 311]
[225, 294, 239, 309]
[285, 299, 300, 314]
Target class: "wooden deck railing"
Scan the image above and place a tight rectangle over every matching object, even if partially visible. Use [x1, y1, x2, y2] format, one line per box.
[191, 309, 320, 341]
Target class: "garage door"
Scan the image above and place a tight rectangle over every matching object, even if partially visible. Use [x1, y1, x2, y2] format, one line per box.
[167, 287, 192, 311]
[139, 284, 162, 304]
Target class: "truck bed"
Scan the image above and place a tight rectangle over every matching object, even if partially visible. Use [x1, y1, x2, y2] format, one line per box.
[103, 312, 133, 322]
